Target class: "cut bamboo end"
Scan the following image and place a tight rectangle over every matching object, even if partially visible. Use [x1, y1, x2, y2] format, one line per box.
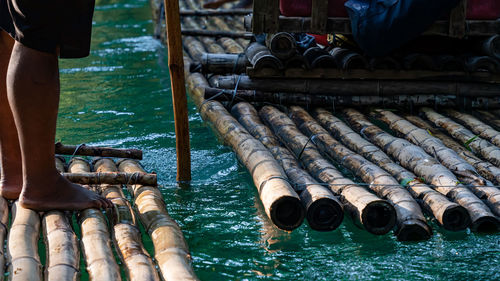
[469, 215, 500, 233]
[441, 205, 471, 231]
[305, 197, 343, 231]
[396, 220, 433, 241]
[8, 201, 42, 281]
[264, 186, 305, 231]
[361, 200, 396, 235]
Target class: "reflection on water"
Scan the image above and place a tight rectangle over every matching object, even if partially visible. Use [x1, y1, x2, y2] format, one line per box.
[56, 0, 500, 280]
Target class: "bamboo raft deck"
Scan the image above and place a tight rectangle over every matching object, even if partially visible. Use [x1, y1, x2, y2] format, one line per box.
[0, 145, 198, 281]
[152, 0, 500, 241]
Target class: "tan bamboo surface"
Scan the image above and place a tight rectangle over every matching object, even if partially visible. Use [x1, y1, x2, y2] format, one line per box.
[117, 159, 199, 281]
[405, 115, 500, 185]
[184, 36, 305, 230]
[55, 142, 142, 159]
[313, 108, 470, 231]
[256, 105, 396, 235]
[43, 157, 80, 281]
[231, 102, 344, 231]
[475, 110, 500, 130]
[373, 109, 500, 217]
[68, 158, 122, 281]
[7, 201, 42, 281]
[94, 158, 160, 281]
[344, 108, 499, 232]
[61, 171, 157, 186]
[445, 109, 500, 147]
[0, 196, 7, 281]
[287, 106, 432, 240]
[421, 107, 500, 167]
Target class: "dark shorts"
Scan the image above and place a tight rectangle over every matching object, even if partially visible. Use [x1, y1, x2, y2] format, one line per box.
[0, 0, 96, 58]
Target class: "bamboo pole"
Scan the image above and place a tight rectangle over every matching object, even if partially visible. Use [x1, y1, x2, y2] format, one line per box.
[118, 159, 199, 281]
[180, 9, 252, 16]
[194, 53, 248, 74]
[474, 110, 500, 131]
[165, 0, 191, 182]
[55, 142, 142, 159]
[231, 102, 344, 231]
[181, 29, 254, 39]
[245, 42, 284, 71]
[94, 158, 160, 281]
[257, 105, 396, 235]
[0, 196, 7, 281]
[69, 158, 122, 281]
[313, 108, 470, 231]
[343, 108, 499, 232]
[445, 109, 500, 147]
[43, 158, 80, 281]
[7, 201, 42, 281]
[265, 32, 297, 61]
[373, 109, 500, 217]
[61, 171, 157, 186]
[182, 16, 225, 54]
[184, 54, 305, 230]
[288, 106, 432, 240]
[421, 107, 500, 167]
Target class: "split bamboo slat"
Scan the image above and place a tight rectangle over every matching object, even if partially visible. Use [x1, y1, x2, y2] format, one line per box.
[0, 196, 7, 281]
[313, 108, 470, 231]
[184, 38, 305, 230]
[344, 109, 499, 232]
[118, 159, 199, 281]
[288, 106, 432, 240]
[232, 102, 344, 231]
[257, 105, 396, 235]
[445, 109, 500, 147]
[55, 142, 142, 159]
[68, 158, 122, 281]
[373, 109, 500, 217]
[405, 115, 500, 185]
[42, 157, 80, 281]
[421, 107, 500, 167]
[94, 158, 160, 281]
[7, 201, 42, 281]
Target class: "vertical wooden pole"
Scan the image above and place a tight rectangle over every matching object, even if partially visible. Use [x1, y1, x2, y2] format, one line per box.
[164, 0, 191, 182]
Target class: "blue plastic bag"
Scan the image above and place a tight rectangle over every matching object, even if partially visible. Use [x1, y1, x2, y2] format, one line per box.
[345, 0, 461, 57]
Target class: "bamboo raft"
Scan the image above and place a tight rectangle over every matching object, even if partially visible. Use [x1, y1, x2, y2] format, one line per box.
[0, 144, 198, 281]
[150, 0, 500, 241]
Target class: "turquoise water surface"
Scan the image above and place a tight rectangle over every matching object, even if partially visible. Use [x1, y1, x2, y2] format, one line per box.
[57, 0, 499, 280]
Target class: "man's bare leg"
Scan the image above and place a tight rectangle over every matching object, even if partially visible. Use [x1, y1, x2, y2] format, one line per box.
[6, 41, 112, 210]
[0, 31, 22, 199]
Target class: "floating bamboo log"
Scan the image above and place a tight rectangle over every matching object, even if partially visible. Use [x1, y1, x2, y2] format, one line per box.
[313, 108, 470, 231]
[61, 171, 157, 186]
[94, 158, 160, 281]
[210, 16, 248, 49]
[288, 106, 432, 240]
[69, 158, 122, 281]
[231, 102, 344, 231]
[118, 159, 199, 281]
[265, 32, 297, 61]
[474, 110, 500, 131]
[185, 57, 304, 230]
[421, 107, 500, 167]
[194, 53, 248, 74]
[445, 109, 500, 147]
[329, 48, 368, 70]
[304, 47, 337, 69]
[258, 105, 396, 235]
[43, 157, 80, 281]
[55, 142, 142, 159]
[183, 35, 207, 61]
[213, 75, 500, 97]
[245, 42, 284, 71]
[0, 197, 7, 280]
[344, 108, 499, 232]
[207, 17, 245, 54]
[7, 201, 42, 281]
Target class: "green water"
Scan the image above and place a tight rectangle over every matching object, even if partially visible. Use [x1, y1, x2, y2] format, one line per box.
[57, 1, 499, 280]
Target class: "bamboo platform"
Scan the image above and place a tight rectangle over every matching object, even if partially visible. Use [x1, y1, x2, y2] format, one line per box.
[153, 0, 500, 241]
[0, 145, 198, 281]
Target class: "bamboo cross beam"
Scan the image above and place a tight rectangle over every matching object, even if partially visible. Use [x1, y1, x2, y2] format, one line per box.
[164, 0, 191, 182]
[61, 172, 157, 186]
[55, 142, 143, 159]
[180, 9, 252, 16]
[181, 29, 254, 39]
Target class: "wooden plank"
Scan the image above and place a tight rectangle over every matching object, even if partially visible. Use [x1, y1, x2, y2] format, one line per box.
[311, 0, 329, 34]
[246, 67, 500, 83]
[164, 0, 191, 182]
[448, 0, 468, 38]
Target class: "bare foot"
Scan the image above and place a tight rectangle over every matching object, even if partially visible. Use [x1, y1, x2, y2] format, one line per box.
[0, 178, 22, 200]
[19, 171, 113, 211]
